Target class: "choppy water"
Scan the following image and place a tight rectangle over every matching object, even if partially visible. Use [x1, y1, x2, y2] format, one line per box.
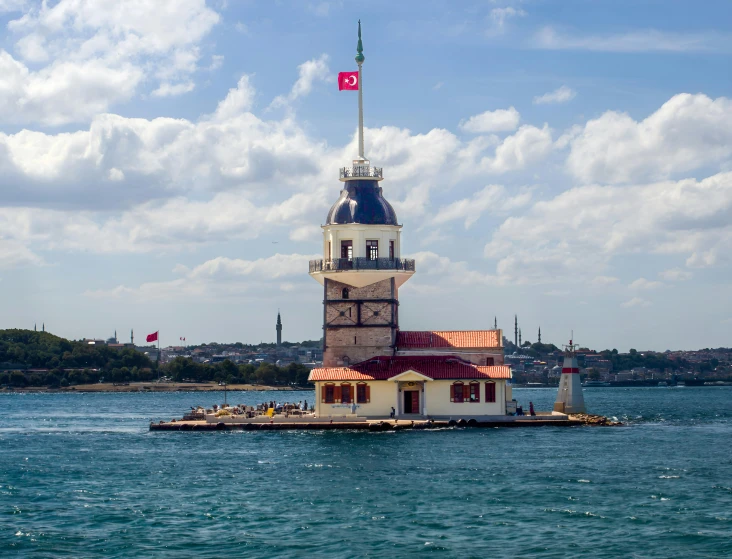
[1, 387, 731, 558]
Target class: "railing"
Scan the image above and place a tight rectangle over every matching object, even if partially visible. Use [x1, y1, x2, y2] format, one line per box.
[309, 258, 415, 273]
[339, 165, 383, 179]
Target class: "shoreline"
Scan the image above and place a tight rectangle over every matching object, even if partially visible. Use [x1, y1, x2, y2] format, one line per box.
[0, 382, 310, 394]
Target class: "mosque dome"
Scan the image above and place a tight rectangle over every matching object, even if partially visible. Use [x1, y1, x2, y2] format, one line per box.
[325, 179, 399, 226]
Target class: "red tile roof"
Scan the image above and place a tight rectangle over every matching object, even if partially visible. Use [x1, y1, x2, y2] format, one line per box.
[397, 330, 501, 349]
[308, 356, 511, 382]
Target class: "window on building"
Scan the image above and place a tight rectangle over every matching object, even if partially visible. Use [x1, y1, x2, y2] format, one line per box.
[342, 287, 349, 299]
[357, 383, 370, 403]
[485, 382, 496, 403]
[323, 384, 335, 403]
[451, 382, 465, 403]
[328, 241, 331, 259]
[342, 356, 350, 367]
[341, 384, 352, 404]
[469, 382, 480, 402]
[341, 240, 353, 261]
[366, 240, 378, 260]
[486, 357, 494, 366]
[389, 240, 395, 259]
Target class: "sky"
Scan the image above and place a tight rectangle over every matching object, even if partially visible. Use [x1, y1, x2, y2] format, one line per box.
[1, 0, 731, 352]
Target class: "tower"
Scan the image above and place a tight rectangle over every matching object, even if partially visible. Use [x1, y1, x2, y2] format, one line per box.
[309, 22, 415, 367]
[494, 316, 497, 330]
[114, 329, 117, 343]
[131, 329, 134, 345]
[514, 315, 518, 347]
[276, 311, 283, 346]
[42, 322, 45, 333]
[554, 338, 586, 414]
[519, 328, 522, 347]
[538, 327, 541, 344]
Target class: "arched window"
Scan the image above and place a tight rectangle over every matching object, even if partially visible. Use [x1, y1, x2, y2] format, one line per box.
[341, 383, 352, 404]
[357, 383, 370, 403]
[469, 381, 481, 402]
[451, 382, 465, 403]
[322, 383, 336, 403]
[342, 287, 349, 299]
[485, 381, 496, 403]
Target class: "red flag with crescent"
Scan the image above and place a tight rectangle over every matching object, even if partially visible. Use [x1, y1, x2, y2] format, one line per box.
[146, 331, 158, 343]
[338, 71, 358, 90]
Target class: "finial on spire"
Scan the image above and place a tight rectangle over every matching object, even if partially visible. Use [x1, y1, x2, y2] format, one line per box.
[356, 20, 364, 64]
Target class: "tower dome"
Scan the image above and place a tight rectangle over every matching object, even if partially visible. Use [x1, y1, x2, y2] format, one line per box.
[326, 179, 399, 226]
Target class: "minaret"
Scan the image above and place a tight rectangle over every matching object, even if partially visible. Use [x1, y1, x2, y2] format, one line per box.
[554, 338, 586, 414]
[309, 21, 415, 367]
[114, 329, 117, 343]
[494, 316, 497, 330]
[538, 327, 541, 344]
[42, 323, 45, 333]
[34, 323, 37, 332]
[131, 329, 134, 345]
[276, 311, 283, 347]
[514, 315, 518, 347]
[519, 329, 522, 347]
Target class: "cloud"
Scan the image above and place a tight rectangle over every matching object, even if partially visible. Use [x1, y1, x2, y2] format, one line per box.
[85, 253, 318, 300]
[591, 276, 619, 286]
[534, 26, 730, 53]
[483, 124, 553, 172]
[488, 7, 526, 34]
[431, 184, 532, 228]
[534, 85, 576, 105]
[622, 297, 651, 308]
[566, 93, 732, 184]
[151, 82, 195, 98]
[629, 278, 663, 290]
[0, 238, 44, 269]
[460, 107, 520, 133]
[660, 268, 693, 281]
[0, 0, 220, 125]
[270, 54, 331, 108]
[483, 171, 732, 284]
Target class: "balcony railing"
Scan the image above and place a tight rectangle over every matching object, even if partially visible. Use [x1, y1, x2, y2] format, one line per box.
[339, 165, 383, 179]
[309, 257, 415, 273]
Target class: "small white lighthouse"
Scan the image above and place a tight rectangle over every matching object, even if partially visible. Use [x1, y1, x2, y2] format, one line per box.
[553, 339, 586, 414]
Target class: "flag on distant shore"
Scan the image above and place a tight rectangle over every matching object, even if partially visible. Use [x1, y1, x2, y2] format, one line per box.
[180, 337, 186, 342]
[338, 71, 358, 90]
[146, 331, 158, 343]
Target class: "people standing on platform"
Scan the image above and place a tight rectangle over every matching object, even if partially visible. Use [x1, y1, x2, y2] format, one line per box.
[529, 402, 536, 416]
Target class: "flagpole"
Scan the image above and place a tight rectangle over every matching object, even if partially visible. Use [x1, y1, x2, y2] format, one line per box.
[157, 332, 160, 383]
[356, 20, 365, 160]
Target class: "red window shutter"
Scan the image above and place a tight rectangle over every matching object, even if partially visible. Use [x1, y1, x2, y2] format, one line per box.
[334, 386, 342, 403]
[474, 383, 480, 403]
[366, 385, 371, 403]
[463, 384, 470, 401]
[321, 385, 327, 402]
[486, 382, 496, 403]
[450, 384, 455, 402]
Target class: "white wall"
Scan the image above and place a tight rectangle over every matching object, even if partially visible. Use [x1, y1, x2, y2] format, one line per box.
[322, 224, 402, 260]
[314, 379, 507, 418]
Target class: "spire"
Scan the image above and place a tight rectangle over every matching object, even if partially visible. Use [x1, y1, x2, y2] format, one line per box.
[514, 315, 518, 347]
[114, 329, 117, 342]
[356, 20, 365, 160]
[538, 326, 542, 344]
[276, 310, 283, 346]
[131, 329, 134, 345]
[42, 322, 45, 333]
[519, 328, 522, 347]
[494, 316, 497, 330]
[34, 323, 37, 332]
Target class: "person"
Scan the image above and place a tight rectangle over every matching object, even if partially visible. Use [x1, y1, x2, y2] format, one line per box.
[529, 402, 536, 416]
[351, 401, 357, 415]
[390, 407, 395, 419]
[303, 400, 308, 411]
[516, 405, 523, 416]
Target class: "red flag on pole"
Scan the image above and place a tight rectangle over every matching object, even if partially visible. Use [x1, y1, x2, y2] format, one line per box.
[338, 71, 358, 91]
[146, 331, 158, 343]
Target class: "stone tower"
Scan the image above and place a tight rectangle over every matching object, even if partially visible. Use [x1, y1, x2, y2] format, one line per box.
[276, 311, 282, 346]
[308, 22, 415, 367]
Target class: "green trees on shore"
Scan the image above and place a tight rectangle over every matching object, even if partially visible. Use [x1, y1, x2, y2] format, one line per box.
[0, 329, 312, 388]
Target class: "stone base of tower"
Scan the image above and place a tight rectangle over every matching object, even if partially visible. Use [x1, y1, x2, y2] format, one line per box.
[322, 277, 398, 367]
[554, 373, 586, 414]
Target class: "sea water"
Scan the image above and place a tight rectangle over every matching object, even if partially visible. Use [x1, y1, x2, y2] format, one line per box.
[1, 387, 731, 558]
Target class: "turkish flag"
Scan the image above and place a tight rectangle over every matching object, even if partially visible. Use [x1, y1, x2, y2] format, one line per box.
[338, 71, 358, 91]
[146, 331, 158, 343]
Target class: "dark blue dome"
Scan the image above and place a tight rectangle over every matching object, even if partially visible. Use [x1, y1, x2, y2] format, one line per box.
[326, 180, 399, 225]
